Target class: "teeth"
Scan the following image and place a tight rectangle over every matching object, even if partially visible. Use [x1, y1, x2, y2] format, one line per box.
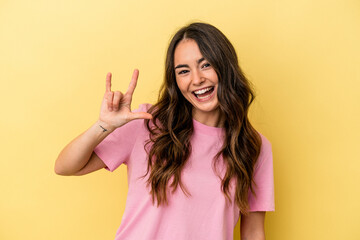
[197, 94, 211, 99]
[194, 87, 212, 95]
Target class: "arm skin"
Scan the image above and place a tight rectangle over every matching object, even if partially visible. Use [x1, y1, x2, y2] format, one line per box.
[240, 211, 266, 240]
[54, 70, 152, 176]
[54, 120, 113, 176]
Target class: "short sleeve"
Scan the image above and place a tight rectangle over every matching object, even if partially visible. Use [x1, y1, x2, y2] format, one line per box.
[248, 133, 275, 212]
[93, 104, 151, 172]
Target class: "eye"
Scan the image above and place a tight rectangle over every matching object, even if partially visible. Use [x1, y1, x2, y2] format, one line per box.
[201, 63, 211, 69]
[178, 69, 189, 75]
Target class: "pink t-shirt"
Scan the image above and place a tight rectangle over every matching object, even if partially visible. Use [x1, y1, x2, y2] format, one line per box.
[94, 104, 274, 240]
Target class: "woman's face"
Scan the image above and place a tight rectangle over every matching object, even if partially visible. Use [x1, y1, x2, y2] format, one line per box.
[174, 39, 220, 126]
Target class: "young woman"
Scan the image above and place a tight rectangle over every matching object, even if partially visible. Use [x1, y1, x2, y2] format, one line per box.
[55, 22, 274, 240]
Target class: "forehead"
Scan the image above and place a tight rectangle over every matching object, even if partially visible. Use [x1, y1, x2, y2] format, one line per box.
[174, 39, 203, 65]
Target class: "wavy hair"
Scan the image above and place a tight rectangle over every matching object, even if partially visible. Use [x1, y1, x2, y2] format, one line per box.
[144, 22, 261, 214]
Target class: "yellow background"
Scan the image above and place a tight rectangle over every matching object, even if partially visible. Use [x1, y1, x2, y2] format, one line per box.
[1, 0, 359, 239]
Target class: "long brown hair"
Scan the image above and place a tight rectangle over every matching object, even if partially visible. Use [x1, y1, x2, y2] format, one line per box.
[144, 22, 261, 214]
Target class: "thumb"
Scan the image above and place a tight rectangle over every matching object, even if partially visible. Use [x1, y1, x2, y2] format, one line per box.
[129, 112, 153, 121]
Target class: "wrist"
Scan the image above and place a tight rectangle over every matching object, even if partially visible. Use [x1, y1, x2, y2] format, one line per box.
[96, 119, 116, 133]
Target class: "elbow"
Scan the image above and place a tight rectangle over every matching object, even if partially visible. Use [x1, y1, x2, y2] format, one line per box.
[54, 165, 67, 176]
[54, 167, 72, 176]
[54, 166, 64, 176]
[54, 159, 72, 176]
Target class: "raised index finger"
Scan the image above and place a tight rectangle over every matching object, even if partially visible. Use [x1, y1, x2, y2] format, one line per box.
[105, 72, 112, 92]
[126, 69, 139, 96]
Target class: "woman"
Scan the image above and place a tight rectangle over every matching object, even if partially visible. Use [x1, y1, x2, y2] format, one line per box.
[55, 22, 274, 240]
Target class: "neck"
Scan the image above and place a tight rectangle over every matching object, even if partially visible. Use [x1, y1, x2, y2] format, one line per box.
[192, 108, 224, 128]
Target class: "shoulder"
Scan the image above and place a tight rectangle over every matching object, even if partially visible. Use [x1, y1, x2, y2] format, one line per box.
[254, 132, 273, 170]
[258, 132, 272, 154]
[133, 103, 153, 113]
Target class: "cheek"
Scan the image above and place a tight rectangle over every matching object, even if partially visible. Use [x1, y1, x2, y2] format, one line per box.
[211, 71, 219, 84]
[175, 79, 182, 92]
[176, 78, 187, 93]
[176, 80, 192, 101]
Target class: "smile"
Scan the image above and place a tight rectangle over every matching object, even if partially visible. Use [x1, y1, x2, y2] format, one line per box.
[192, 87, 215, 100]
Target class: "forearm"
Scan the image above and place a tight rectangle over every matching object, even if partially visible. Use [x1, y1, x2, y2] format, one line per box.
[54, 120, 115, 175]
[240, 212, 266, 240]
[241, 233, 265, 240]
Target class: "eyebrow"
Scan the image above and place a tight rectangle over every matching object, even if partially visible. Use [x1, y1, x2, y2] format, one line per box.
[174, 57, 205, 69]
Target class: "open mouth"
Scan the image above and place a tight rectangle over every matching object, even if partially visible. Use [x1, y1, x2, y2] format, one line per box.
[192, 86, 215, 100]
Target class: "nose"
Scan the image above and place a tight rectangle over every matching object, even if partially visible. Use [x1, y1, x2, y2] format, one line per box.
[191, 69, 205, 85]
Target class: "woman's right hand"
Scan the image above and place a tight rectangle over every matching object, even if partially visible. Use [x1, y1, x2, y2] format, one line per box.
[98, 69, 152, 131]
